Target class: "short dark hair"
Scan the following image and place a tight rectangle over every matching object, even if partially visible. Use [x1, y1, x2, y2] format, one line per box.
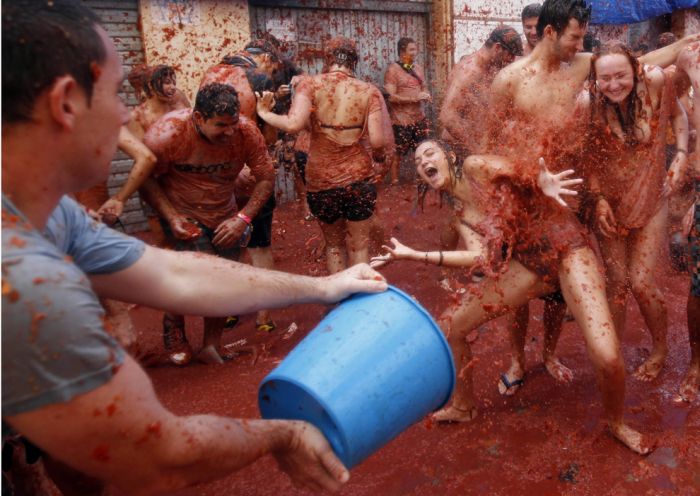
[485, 27, 524, 56]
[150, 65, 176, 97]
[536, 0, 591, 39]
[397, 37, 416, 56]
[656, 32, 677, 48]
[521, 3, 542, 20]
[194, 83, 240, 120]
[2, 0, 106, 123]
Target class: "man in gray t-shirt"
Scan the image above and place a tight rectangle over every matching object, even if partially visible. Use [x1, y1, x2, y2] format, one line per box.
[2, 2, 387, 494]
[2, 195, 144, 416]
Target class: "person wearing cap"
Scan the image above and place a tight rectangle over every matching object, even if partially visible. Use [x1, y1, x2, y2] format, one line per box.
[256, 36, 390, 275]
[139, 83, 276, 365]
[383, 37, 432, 184]
[521, 4, 542, 56]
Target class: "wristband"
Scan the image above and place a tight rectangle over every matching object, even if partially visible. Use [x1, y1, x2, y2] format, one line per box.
[438, 250, 444, 266]
[237, 212, 252, 225]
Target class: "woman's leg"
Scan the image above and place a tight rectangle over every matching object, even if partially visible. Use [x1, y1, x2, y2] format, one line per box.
[434, 261, 550, 421]
[628, 203, 669, 381]
[346, 217, 372, 267]
[559, 246, 650, 454]
[318, 220, 347, 274]
[596, 232, 630, 339]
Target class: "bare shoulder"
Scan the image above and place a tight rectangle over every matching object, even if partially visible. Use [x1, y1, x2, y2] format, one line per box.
[677, 41, 700, 69]
[463, 155, 490, 174]
[143, 108, 190, 147]
[643, 64, 666, 90]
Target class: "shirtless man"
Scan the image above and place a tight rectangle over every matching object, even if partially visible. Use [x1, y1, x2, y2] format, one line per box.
[142, 83, 275, 365]
[439, 26, 522, 156]
[256, 37, 388, 274]
[438, 27, 567, 394]
[521, 4, 542, 57]
[384, 37, 431, 184]
[480, 0, 698, 453]
[675, 41, 700, 403]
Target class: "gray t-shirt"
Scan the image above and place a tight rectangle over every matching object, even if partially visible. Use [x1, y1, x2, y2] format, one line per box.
[2, 195, 146, 417]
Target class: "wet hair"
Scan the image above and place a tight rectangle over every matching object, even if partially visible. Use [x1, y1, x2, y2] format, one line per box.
[149, 64, 176, 97]
[536, 0, 591, 39]
[194, 83, 240, 120]
[245, 39, 281, 64]
[127, 64, 151, 98]
[521, 3, 542, 20]
[397, 37, 416, 56]
[589, 41, 645, 146]
[583, 33, 600, 52]
[485, 27, 524, 56]
[414, 139, 464, 209]
[2, 0, 106, 123]
[657, 32, 677, 48]
[325, 37, 359, 71]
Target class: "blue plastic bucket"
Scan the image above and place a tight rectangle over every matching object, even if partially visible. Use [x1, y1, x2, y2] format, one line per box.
[258, 286, 455, 468]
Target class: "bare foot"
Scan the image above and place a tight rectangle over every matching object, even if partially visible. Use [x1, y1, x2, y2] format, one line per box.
[197, 345, 225, 365]
[498, 363, 524, 396]
[633, 352, 667, 382]
[432, 405, 478, 423]
[675, 365, 700, 403]
[544, 356, 574, 383]
[609, 423, 654, 455]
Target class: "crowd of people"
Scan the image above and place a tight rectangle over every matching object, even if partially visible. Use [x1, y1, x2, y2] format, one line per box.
[2, 0, 699, 493]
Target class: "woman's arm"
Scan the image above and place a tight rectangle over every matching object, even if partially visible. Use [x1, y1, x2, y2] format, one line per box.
[256, 91, 312, 133]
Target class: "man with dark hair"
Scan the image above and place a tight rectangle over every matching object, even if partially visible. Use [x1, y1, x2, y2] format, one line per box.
[2, 2, 386, 493]
[440, 26, 522, 156]
[139, 82, 276, 365]
[485, 0, 698, 453]
[521, 3, 542, 56]
[384, 36, 431, 184]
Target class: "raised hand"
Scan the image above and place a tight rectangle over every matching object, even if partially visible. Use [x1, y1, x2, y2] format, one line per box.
[536, 157, 583, 208]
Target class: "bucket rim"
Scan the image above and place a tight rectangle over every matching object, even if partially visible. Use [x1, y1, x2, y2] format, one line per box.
[259, 374, 351, 464]
[358, 285, 456, 410]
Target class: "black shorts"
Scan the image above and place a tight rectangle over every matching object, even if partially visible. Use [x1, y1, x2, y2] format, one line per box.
[393, 118, 430, 156]
[160, 218, 240, 260]
[306, 179, 377, 224]
[248, 195, 276, 248]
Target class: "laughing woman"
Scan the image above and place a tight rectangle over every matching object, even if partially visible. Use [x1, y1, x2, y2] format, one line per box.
[370, 140, 652, 454]
[586, 42, 689, 381]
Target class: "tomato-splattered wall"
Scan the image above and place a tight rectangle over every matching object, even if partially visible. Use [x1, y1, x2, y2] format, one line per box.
[139, 0, 251, 102]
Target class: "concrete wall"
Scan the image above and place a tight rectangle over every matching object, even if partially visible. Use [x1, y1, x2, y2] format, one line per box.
[139, 0, 251, 103]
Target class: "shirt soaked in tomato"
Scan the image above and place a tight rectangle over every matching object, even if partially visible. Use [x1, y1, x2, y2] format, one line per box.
[384, 62, 427, 126]
[144, 109, 274, 229]
[296, 72, 384, 192]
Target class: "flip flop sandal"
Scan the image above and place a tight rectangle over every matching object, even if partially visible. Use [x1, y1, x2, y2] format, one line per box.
[256, 321, 277, 333]
[499, 373, 524, 395]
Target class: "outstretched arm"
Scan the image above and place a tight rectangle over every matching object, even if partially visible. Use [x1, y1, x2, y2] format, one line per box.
[6, 356, 349, 494]
[90, 247, 387, 316]
[371, 236, 482, 269]
[640, 33, 700, 68]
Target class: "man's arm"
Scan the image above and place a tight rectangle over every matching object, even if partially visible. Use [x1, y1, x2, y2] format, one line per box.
[90, 247, 387, 316]
[6, 356, 348, 494]
[640, 33, 700, 68]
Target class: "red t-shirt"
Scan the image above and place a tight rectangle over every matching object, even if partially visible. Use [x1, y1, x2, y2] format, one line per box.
[144, 109, 274, 228]
[383, 62, 426, 126]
